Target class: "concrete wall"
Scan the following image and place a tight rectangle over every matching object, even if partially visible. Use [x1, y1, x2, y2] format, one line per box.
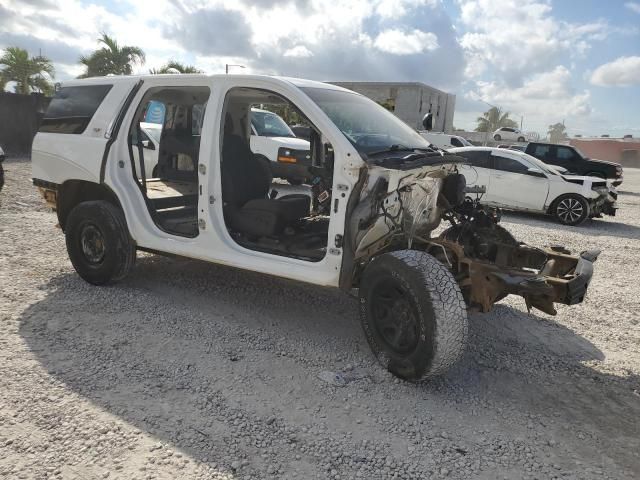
[331, 82, 456, 133]
[0, 92, 51, 155]
[570, 138, 640, 168]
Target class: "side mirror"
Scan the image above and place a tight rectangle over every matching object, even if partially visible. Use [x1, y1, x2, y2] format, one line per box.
[527, 167, 545, 177]
[142, 140, 155, 150]
[422, 113, 433, 131]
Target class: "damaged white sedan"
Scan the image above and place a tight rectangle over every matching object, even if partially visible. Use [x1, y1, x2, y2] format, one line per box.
[450, 146, 617, 225]
[32, 74, 599, 381]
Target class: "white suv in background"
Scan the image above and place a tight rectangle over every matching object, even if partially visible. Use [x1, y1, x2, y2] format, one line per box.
[418, 132, 472, 149]
[249, 108, 311, 185]
[493, 127, 526, 143]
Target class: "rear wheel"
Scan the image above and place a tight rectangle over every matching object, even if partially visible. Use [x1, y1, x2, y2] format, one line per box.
[493, 134, 501, 141]
[65, 201, 136, 285]
[553, 194, 589, 226]
[360, 251, 468, 381]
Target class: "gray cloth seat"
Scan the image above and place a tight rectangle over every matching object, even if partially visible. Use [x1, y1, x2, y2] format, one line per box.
[221, 134, 310, 237]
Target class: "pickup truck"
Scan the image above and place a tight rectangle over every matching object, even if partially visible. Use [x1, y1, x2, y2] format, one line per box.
[525, 142, 623, 186]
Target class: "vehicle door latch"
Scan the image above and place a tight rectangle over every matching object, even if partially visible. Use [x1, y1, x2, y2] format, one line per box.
[198, 164, 206, 175]
[198, 218, 206, 230]
[334, 234, 343, 248]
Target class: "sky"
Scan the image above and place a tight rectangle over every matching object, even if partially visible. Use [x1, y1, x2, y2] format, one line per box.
[1, 0, 639, 137]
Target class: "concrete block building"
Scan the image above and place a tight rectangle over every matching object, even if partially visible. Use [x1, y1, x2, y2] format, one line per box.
[331, 81, 456, 133]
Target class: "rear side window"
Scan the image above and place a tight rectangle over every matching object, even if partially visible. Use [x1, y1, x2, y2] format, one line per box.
[556, 146, 577, 160]
[492, 154, 529, 174]
[39, 85, 112, 134]
[450, 137, 463, 147]
[458, 150, 491, 169]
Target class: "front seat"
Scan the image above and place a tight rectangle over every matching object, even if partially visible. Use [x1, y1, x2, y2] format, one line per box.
[222, 133, 310, 237]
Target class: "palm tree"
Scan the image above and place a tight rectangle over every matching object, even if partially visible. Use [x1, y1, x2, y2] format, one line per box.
[149, 60, 202, 74]
[0, 47, 55, 95]
[547, 122, 568, 143]
[474, 107, 519, 132]
[79, 33, 145, 78]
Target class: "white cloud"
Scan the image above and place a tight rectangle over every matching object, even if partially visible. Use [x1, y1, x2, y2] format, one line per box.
[375, 0, 437, 19]
[465, 66, 592, 133]
[590, 56, 640, 86]
[373, 29, 438, 55]
[458, 0, 609, 84]
[283, 45, 313, 58]
[625, 2, 640, 14]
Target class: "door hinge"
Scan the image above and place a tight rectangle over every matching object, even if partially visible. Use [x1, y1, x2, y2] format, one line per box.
[198, 164, 206, 175]
[329, 248, 341, 256]
[209, 195, 216, 204]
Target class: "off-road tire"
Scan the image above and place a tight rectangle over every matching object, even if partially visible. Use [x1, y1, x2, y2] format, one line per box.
[493, 134, 501, 141]
[517, 136, 525, 142]
[360, 250, 468, 381]
[65, 201, 136, 285]
[552, 194, 590, 226]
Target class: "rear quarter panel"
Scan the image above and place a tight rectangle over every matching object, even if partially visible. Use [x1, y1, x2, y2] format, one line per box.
[31, 80, 136, 184]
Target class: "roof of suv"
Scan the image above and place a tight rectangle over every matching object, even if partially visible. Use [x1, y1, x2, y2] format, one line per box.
[56, 74, 352, 93]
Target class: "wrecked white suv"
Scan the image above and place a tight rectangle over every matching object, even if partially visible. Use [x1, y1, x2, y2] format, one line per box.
[32, 75, 599, 381]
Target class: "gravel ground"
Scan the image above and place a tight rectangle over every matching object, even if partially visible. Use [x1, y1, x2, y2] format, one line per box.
[1, 157, 639, 480]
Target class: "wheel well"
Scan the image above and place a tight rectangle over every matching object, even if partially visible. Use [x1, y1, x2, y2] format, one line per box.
[57, 180, 121, 231]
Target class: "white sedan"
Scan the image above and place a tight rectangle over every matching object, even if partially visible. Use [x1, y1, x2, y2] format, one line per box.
[449, 147, 617, 225]
[492, 127, 527, 143]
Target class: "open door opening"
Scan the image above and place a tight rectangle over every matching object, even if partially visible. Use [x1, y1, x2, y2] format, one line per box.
[220, 87, 334, 261]
[128, 86, 210, 237]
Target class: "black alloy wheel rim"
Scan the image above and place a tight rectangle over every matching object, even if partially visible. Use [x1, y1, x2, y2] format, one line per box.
[80, 223, 106, 264]
[557, 198, 584, 223]
[371, 278, 420, 354]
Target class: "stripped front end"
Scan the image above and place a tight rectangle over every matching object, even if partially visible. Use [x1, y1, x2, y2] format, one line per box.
[344, 156, 598, 315]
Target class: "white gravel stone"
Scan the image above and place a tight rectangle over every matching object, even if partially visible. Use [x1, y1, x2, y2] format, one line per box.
[0, 158, 638, 479]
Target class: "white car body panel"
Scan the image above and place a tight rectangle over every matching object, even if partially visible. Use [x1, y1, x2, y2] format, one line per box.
[418, 132, 471, 150]
[32, 74, 362, 288]
[32, 80, 134, 184]
[450, 147, 607, 215]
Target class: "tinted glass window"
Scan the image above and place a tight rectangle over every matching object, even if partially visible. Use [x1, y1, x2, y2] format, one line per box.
[556, 146, 577, 160]
[39, 85, 112, 134]
[532, 144, 550, 158]
[251, 110, 295, 137]
[458, 150, 491, 169]
[493, 154, 529, 174]
[450, 137, 463, 147]
[501, 128, 514, 133]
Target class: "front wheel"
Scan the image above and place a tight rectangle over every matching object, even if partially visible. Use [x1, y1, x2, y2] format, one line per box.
[553, 194, 590, 226]
[65, 201, 136, 285]
[517, 136, 525, 142]
[360, 251, 468, 381]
